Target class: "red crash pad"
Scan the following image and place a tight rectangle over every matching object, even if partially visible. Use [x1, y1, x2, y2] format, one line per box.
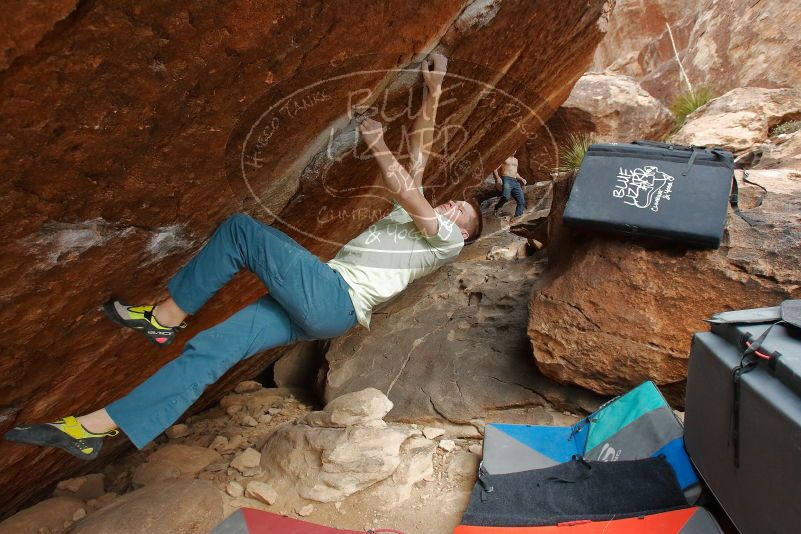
[453, 507, 721, 534]
[211, 508, 404, 534]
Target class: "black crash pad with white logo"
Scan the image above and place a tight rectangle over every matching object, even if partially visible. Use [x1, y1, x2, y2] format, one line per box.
[563, 141, 734, 248]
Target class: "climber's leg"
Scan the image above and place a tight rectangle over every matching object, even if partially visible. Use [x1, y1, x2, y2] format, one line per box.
[5, 295, 301, 457]
[105, 246, 357, 450]
[104, 213, 315, 346]
[104, 295, 308, 449]
[511, 181, 526, 217]
[494, 176, 514, 212]
[167, 212, 314, 315]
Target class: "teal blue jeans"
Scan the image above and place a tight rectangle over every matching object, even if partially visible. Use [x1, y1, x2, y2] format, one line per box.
[106, 213, 357, 449]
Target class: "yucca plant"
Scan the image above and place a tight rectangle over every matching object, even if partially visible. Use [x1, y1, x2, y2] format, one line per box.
[669, 86, 715, 133]
[557, 133, 595, 173]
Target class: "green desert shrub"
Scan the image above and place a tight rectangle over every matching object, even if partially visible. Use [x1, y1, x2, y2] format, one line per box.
[770, 119, 801, 137]
[669, 86, 715, 132]
[557, 133, 595, 173]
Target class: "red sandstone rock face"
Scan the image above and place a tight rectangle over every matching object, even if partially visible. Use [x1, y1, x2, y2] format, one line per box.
[595, 0, 801, 102]
[0, 0, 79, 71]
[0, 0, 612, 519]
[591, 0, 693, 78]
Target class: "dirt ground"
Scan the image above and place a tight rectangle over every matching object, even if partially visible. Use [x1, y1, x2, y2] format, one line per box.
[207, 400, 581, 534]
[9, 386, 582, 534]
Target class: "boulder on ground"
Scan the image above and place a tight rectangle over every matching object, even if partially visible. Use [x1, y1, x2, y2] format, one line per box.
[755, 130, 801, 170]
[53, 473, 105, 501]
[422, 427, 445, 440]
[528, 104, 801, 403]
[672, 88, 801, 152]
[296, 504, 314, 517]
[304, 388, 393, 428]
[260, 418, 415, 502]
[360, 436, 436, 508]
[323, 213, 603, 424]
[0, 496, 84, 534]
[556, 73, 673, 141]
[132, 444, 222, 487]
[70, 479, 223, 534]
[517, 73, 672, 181]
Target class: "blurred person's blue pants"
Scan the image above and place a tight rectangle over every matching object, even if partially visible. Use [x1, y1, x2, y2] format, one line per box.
[495, 176, 526, 217]
[106, 213, 357, 448]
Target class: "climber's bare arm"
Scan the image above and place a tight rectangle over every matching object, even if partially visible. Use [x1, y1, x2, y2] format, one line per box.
[494, 168, 503, 191]
[516, 172, 527, 185]
[360, 118, 439, 237]
[408, 53, 447, 188]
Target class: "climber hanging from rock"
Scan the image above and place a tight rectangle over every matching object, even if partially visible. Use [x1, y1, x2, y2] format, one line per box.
[493, 154, 528, 218]
[4, 52, 482, 460]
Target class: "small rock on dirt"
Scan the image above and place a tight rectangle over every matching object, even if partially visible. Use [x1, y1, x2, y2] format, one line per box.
[422, 427, 445, 440]
[296, 504, 314, 517]
[468, 443, 483, 456]
[438, 439, 456, 452]
[54, 473, 105, 501]
[166, 424, 190, 439]
[209, 435, 228, 451]
[226, 481, 244, 498]
[245, 481, 278, 505]
[231, 448, 262, 474]
[235, 380, 263, 393]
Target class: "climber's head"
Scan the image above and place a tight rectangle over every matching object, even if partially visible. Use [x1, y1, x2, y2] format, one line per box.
[435, 198, 482, 244]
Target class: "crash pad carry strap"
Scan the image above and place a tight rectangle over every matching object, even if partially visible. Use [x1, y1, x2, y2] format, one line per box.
[682, 147, 703, 176]
[477, 462, 494, 502]
[729, 321, 787, 467]
[729, 170, 740, 210]
[631, 140, 738, 207]
[477, 457, 593, 503]
[729, 327, 773, 468]
[631, 139, 688, 151]
[717, 299, 801, 467]
[544, 457, 593, 484]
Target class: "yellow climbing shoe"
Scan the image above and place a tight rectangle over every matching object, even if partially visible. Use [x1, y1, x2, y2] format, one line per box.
[103, 298, 186, 346]
[4, 416, 119, 461]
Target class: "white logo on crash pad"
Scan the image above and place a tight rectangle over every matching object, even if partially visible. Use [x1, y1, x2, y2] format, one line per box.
[598, 442, 622, 461]
[612, 165, 675, 212]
